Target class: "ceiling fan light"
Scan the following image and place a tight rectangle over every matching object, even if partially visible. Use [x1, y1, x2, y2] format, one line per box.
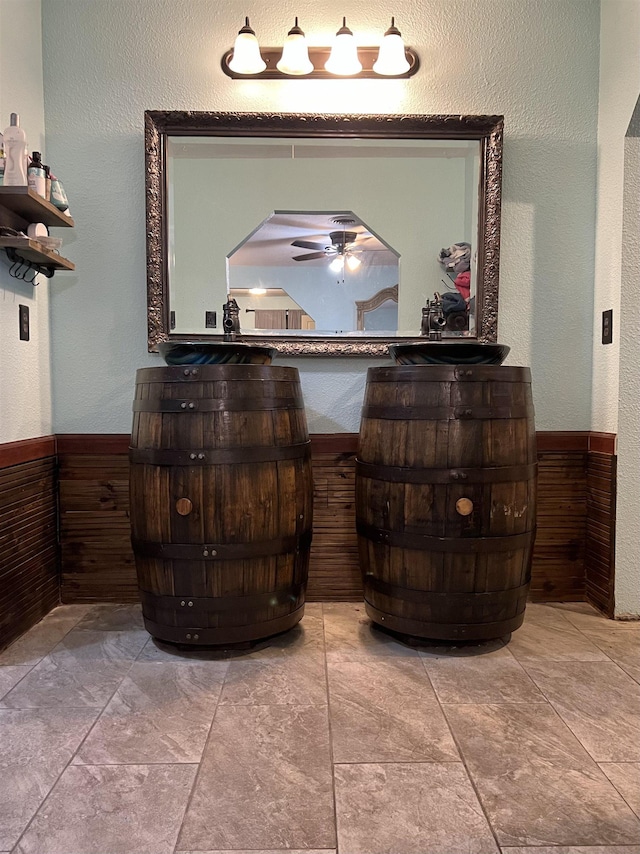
[277, 18, 314, 75]
[329, 256, 345, 273]
[373, 17, 410, 75]
[325, 17, 362, 76]
[249, 286, 267, 294]
[346, 253, 361, 270]
[228, 17, 267, 74]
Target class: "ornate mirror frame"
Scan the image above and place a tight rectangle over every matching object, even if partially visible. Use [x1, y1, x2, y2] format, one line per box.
[145, 111, 503, 356]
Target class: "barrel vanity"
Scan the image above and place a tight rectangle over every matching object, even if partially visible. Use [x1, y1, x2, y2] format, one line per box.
[129, 359, 313, 646]
[356, 354, 537, 641]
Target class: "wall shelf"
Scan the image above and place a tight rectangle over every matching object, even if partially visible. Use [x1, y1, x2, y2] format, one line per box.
[0, 186, 75, 278]
[0, 237, 75, 271]
[0, 186, 74, 228]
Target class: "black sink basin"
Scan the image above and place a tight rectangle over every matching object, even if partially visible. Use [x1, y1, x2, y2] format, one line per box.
[389, 342, 510, 366]
[158, 341, 277, 366]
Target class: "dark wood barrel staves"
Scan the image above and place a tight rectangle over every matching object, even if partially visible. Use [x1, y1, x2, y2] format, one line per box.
[129, 364, 313, 645]
[356, 365, 537, 640]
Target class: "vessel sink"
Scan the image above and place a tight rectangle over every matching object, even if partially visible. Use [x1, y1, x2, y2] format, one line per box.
[389, 342, 510, 366]
[158, 341, 277, 366]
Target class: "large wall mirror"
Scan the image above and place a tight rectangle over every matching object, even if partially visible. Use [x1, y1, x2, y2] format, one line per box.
[146, 112, 503, 355]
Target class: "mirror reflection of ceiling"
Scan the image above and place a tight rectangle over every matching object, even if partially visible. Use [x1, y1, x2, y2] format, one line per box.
[227, 211, 400, 334]
[227, 211, 397, 267]
[167, 135, 480, 337]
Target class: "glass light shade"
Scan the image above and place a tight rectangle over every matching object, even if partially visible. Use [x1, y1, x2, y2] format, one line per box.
[329, 255, 345, 273]
[325, 18, 362, 76]
[373, 18, 410, 76]
[277, 19, 314, 75]
[228, 18, 266, 74]
[346, 253, 361, 270]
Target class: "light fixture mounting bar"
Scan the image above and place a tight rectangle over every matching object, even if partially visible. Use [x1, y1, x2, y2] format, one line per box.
[221, 46, 419, 79]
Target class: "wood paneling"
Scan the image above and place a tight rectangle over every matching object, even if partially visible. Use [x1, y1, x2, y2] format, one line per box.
[308, 446, 361, 601]
[585, 451, 616, 616]
[0, 448, 59, 651]
[58, 453, 135, 602]
[56, 432, 616, 608]
[530, 452, 587, 602]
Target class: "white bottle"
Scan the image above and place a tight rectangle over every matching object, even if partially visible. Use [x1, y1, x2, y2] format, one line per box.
[3, 113, 28, 186]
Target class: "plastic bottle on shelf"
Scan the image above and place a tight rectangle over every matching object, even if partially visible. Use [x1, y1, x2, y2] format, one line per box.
[28, 151, 47, 198]
[49, 173, 69, 211]
[2, 114, 28, 186]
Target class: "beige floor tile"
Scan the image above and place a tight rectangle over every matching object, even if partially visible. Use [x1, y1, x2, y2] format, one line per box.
[178, 704, 335, 851]
[14, 764, 196, 854]
[0, 665, 31, 700]
[334, 762, 498, 854]
[599, 763, 640, 818]
[0, 606, 92, 666]
[0, 708, 99, 851]
[323, 602, 420, 661]
[219, 653, 327, 705]
[136, 637, 231, 663]
[73, 661, 227, 764]
[524, 661, 640, 761]
[506, 607, 609, 662]
[328, 658, 458, 762]
[75, 603, 145, 632]
[444, 702, 640, 845]
[424, 654, 545, 704]
[177, 851, 336, 854]
[502, 848, 640, 854]
[1, 630, 147, 709]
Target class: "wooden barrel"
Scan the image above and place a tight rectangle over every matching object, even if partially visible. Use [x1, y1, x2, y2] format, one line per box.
[129, 364, 313, 646]
[356, 365, 537, 641]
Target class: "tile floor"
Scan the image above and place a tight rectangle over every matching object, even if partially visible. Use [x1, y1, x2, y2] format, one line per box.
[0, 600, 639, 854]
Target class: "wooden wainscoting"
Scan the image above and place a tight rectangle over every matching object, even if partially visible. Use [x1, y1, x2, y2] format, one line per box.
[58, 435, 135, 603]
[585, 433, 617, 617]
[0, 436, 59, 650]
[56, 431, 617, 608]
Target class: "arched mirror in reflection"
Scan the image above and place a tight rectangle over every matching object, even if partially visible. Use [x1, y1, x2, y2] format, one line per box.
[146, 112, 503, 355]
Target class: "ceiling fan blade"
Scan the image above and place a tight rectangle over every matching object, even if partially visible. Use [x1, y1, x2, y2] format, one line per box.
[292, 251, 329, 262]
[291, 240, 327, 251]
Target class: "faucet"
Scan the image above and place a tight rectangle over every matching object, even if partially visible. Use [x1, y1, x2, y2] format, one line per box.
[421, 294, 447, 340]
[222, 297, 241, 340]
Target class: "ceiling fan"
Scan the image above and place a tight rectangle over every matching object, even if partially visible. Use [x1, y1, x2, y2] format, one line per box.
[291, 229, 361, 262]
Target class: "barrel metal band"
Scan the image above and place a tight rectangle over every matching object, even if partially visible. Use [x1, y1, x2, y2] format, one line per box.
[141, 607, 303, 645]
[133, 396, 304, 413]
[132, 529, 312, 560]
[367, 366, 532, 383]
[356, 521, 532, 553]
[129, 441, 311, 467]
[355, 460, 538, 484]
[361, 404, 532, 421]
[364, 575, 530, 607]
[136, 365, 298, 382]
[139, 584, 304, 613]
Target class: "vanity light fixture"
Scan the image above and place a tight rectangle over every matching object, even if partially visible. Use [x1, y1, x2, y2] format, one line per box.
[325, 17, 362, 76]
[276, 18, 314, 75]
[227, 17, 266, 75]
[372, 18, 411, 75]
[221, 17, 419, 79]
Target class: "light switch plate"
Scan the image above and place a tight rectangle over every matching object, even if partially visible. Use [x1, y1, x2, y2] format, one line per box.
[602, 309, 613, 345]
[19, 305, 29, 341]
